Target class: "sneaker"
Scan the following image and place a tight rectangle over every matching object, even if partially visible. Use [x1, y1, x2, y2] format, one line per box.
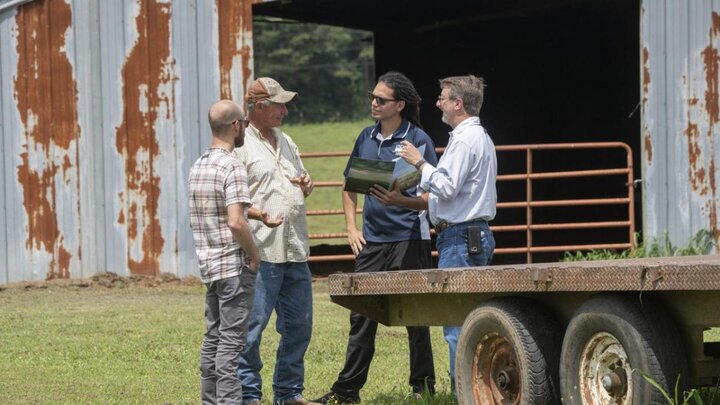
[311, 391, 361, 404]
[280, 396, 321, 405]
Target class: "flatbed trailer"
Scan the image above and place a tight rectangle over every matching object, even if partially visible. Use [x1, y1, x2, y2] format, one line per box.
[328, 255, 720, 404]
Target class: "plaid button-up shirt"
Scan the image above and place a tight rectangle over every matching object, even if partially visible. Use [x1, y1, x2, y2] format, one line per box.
[189, 147, 252, 283]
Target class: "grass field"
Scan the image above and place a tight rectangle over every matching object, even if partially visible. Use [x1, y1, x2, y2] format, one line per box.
[0, 278, 455, 404]
[2, 277, 719, 404]
[282, 120, 372, 246]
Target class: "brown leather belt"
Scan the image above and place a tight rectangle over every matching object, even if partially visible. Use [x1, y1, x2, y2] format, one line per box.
[434, 218, 487, 235]
[434, 220, 452, 234]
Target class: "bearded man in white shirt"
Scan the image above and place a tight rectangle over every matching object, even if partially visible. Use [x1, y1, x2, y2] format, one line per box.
[399, 75, 497, 393]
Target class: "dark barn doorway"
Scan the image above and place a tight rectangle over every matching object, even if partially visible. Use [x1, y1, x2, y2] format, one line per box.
[255, 0, 641, 264]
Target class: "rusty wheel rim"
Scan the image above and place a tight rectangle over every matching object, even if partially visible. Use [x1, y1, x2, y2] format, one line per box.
[472, 332, 521, 405]
[579, 332, 633, 405]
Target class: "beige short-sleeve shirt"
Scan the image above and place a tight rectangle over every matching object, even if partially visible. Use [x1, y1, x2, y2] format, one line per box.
[235, 125, 309, 263]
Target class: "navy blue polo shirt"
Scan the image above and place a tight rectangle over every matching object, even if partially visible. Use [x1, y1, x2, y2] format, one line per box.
[343, 119, 438, 242]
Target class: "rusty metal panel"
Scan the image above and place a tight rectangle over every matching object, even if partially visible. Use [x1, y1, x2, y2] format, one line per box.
[113, 0, 175, 276]
[0, 0, 255, 282]
[8, 0, 81, 282]
[97, 0, 127, 277]
[642, 1, 720, 250]
[73, 0, 104, 278]
[175, 0, 205, 276]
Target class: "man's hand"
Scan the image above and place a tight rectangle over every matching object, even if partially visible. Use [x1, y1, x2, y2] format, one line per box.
[290, 172, 314, 197]
[260, 211, 284, 228]
[347, 227, 366, 256]
[398, 140, 423, 167]
[369, 182, 404, 206]
[247, 254, 261, 274]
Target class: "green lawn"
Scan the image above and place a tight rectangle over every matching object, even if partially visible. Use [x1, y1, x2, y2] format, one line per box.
[1, 279, 718, 404]
[0, 280, 454, 405]
[282, 120, 372, 245]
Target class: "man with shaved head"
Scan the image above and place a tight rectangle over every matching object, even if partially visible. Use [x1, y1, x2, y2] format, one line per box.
[190, 99, 260, 404]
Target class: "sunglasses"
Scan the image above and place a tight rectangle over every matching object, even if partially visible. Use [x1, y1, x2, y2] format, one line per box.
[367, 92, 397, 106]
[233, 119, 250, 127]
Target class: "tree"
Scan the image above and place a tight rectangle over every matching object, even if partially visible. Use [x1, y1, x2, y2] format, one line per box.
[253, 19, 374, 123]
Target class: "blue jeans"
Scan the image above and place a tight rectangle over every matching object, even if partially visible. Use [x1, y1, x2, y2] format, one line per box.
[237, 261, 313, 404]
[436, 220, 495, 387]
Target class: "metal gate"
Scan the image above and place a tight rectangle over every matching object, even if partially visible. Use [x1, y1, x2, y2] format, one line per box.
[303, 142, 635, 264]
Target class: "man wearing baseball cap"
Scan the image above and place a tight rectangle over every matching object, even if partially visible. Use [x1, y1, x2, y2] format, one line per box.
[234, 77, 318, 405]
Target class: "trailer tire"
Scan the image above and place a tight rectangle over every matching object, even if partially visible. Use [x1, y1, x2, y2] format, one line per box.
[559, 293, 688, 405]
[455, 297, 561, 405]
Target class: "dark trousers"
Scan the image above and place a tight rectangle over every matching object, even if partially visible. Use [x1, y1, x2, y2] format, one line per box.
[331, 240, 436, 397]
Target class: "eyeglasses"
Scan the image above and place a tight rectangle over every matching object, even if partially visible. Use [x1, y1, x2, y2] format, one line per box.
[367, 92, 397, 106]
[437, 96, 458, 103]
[233, 119, 250, 127]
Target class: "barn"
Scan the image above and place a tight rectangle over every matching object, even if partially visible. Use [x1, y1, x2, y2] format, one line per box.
[0, 0, 717, 282]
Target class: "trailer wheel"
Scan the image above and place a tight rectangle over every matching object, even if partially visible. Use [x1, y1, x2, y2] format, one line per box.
[455, 297, 561, 405]
[559, 293, 688, 405]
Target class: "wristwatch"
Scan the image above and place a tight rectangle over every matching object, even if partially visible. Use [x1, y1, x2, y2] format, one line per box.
[414, 158, 426, 170]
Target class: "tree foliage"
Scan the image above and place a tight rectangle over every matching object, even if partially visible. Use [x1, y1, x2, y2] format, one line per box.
[253, 19, 374, 123]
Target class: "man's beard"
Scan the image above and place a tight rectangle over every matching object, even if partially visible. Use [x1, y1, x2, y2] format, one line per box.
[234, 135, 244, 148]
[441, 113, 448, 125]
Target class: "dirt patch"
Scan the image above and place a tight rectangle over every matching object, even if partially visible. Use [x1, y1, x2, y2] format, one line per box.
[0, 272, 202, 291]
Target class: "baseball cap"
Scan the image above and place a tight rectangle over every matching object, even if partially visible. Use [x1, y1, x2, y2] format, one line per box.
[246, 77, 297, 104]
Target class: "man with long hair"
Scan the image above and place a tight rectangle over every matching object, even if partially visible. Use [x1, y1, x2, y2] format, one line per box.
[314, 72, 438, 404]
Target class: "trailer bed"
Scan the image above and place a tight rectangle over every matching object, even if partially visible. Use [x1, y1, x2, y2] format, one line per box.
[328, 255, 720, 388]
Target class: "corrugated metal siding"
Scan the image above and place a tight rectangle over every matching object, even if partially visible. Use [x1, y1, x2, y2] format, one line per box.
[642, 1, 720, 250]
[0, 0, 258, 282]
[0, 3, 15, 284]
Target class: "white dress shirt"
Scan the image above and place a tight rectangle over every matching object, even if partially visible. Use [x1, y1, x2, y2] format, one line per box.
[420, 116, 497, 225]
